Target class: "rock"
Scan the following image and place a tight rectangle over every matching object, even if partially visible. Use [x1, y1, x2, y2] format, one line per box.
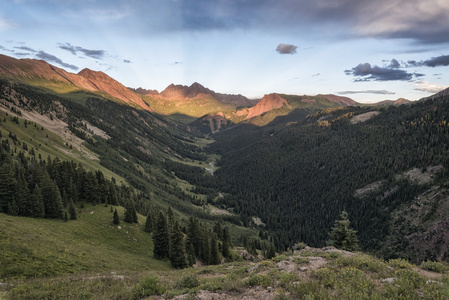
[299, 267, 308, 272]
[426, 280, 443, 285]
[382, 278, 395, 284]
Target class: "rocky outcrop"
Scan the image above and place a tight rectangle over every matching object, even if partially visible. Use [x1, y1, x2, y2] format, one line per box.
[245, 93, 288, 119]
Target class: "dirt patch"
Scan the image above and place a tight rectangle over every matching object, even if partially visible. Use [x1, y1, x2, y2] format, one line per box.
[207, 205, 232, 216]
[351, 111, 380, 124]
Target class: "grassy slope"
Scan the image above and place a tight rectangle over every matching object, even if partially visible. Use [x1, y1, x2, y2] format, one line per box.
[3, 240, 449, 299]
[0, 204, 170, 281]
[0, 109, 126, 183]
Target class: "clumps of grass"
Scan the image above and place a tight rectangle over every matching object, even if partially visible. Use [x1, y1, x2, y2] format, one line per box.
[420, 260, 449, 273]
[388, 258, 413, 269]
[133, 275, 166, 298]
[174, 274, 200, 290]
[335, 254, 388, 276]
[272, 255, 289, 263]
[321, 251, 342, 259]
[314, 267, 337, 287]
[245, 274, 271, 288]
[276, 272, 300, 288]
[293, 257, 309, 265]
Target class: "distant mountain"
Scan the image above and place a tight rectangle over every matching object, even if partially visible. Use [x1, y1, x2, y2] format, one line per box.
[374, 98, 412, 106]
[0, 54, 150, 110]
[159, 82, 256, 106]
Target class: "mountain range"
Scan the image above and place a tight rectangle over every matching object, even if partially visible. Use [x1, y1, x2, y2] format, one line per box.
[0, 54, 367, 131]
[1, 52, 449, 266]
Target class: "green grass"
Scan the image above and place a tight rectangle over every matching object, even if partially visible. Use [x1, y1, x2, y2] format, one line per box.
[0, 204, 170, 281]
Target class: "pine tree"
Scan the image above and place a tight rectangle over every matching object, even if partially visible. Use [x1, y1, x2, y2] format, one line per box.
[186, 242, 196, 267]
[144, 211, 153, 233]
[40, 171, 63, 219]
[210, 234, 220, 265]
[153, 211, 169, 259]
[30, 185, 45, 218]
[0, 159, 17, 213]
[327, 211, 359, 252]
[124, 200, 138, 223]
[113, 209, 120, 225]
[68, 200, 77, 220]
[169, 221, 187, 269]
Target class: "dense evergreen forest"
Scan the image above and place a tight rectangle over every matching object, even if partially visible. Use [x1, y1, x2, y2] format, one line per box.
[210, 96, 449, 256]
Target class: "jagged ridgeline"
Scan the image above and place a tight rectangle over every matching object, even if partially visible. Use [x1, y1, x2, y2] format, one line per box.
[210, 92, 449, 262]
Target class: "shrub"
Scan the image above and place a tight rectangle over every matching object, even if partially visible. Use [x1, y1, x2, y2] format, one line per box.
[388, 258, 413, 269]
[420, 260, 449, 273]
[175, 274, 200, 290]
[314, 267, 337, 287]
[133, 275, 165, 298]
[293, 257, 310, 265]
[245, 274, 271, 288]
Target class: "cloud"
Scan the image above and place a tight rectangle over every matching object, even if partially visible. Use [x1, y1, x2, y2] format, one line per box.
[14, 46, 37, 52]
[420, 55, 449, 67]
[59, 43, 106, 59]
[414, 81, 448, 93]
[345, 63, 423, 81]
[36, 51, 79, 71]
[123, 59, 132, 63]
[338, 90, 396, 95]
[174, 61, 183, 65]
[388, 59, 400, 68]
[276, 43, 297, 54]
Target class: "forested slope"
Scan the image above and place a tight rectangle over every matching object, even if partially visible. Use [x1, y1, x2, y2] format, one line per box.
[210, 96, 449, 260]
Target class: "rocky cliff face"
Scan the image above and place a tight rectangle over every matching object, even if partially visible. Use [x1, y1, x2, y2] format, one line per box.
[78, 68, 149, 110]
[160, 82, 255, 106]
[245, 93, 288, 119]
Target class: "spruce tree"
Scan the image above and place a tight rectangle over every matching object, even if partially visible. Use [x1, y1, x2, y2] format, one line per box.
[153, 211, 169, 259]
[169, 221, 187, 269]
[327, 211, 359, 252]
[210, 234, 220, 265]
[124, 200, 138, 223]
[186, 242, 196, 267]
[30, 185, 45, 218]
[68, 200, 77, 220]
[144, 211, 153, 233]
[113, 209, 120, 225]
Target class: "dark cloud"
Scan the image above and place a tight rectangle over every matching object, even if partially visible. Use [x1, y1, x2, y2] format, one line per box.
[338, 90, 396, 95]
[169, 0, 449, 44]
[276, 43, 297, 54]
[123, 59, 132, 63]
[59, 43, 106, 59]
[36, 51, 79, 71]
[345, 63, 423, 81]
[14, 46, 37, 52]
[388, 59, 400, 68]
[174, 61, 183, 65]
[421, 55, 449, 67]
[407, 55, 449, 68]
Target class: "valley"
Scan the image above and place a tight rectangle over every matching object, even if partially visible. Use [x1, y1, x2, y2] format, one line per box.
[1, 54, 449, 299]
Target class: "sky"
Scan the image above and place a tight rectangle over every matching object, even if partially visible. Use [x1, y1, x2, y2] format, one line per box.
[0, 0, 448, 103]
